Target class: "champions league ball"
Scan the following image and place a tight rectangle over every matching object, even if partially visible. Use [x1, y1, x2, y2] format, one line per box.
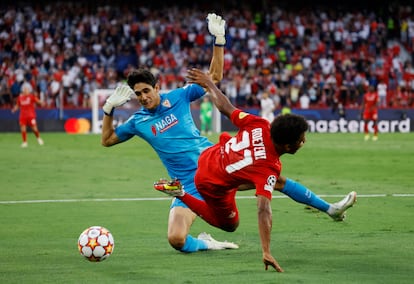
[78, 226, 115, 262]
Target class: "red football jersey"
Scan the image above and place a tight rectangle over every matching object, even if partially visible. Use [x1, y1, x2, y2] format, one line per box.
[363, 91, 379, 112]
[16, 94, 38, 119]
[196, 109, 281, 200]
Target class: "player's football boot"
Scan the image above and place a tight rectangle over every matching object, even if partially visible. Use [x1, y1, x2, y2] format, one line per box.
[329, 191, 357, 221]
[37, 138, 44, 145]
[154, 178, 184, 197]
[197, 232, 239, 250]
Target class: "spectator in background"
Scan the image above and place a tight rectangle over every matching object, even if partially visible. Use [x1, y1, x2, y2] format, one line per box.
[259, 91, 275, 122]
[48, 77, 61, 108]
[10, 80, 22, 104]
[0, 2, 413, 110]
[377, 79, 388, 107]
[395, 84, 411, 109]
[361, 85, 379, 141]
[289, 80, 301, 107]
[299, 92, 310, 109]
[11, 83, 44, 147]
[0, 77, 12, 107]
[224, 78, 238, 106]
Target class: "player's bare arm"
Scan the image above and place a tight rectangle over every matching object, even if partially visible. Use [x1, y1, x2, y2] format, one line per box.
[209, 45, 224, 84]
[101, 114, 120, 147]
[206, 13, 225, 84]
[186, 68, 235, 118]
[257, 195, 284, 272]
[101, 85, 134, 147]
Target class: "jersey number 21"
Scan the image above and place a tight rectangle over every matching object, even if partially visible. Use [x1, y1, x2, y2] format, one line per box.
[224, 131, 253, 174]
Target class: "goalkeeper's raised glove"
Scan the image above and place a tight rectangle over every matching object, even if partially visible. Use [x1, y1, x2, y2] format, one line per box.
[207, 13, 226, 46]
[103, 84, 134, 116]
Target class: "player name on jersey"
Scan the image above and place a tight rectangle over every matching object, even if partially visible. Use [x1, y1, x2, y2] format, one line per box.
[252, 128, 267, 160]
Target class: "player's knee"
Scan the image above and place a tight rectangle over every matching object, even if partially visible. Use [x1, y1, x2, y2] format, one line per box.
[221, 220, 239, 232]
[223, 226, 237, 232]
[167, 233, 186, 250]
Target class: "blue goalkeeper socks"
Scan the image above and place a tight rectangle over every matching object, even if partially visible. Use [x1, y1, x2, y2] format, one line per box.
[281, 178, 330, 212]
[180, 235, 208, 252]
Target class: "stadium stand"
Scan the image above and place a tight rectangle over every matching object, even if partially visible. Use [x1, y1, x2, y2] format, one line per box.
[0, 1, 413, 110]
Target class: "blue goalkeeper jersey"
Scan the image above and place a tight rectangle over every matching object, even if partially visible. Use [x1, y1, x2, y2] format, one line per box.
[114, 83, 213, 187]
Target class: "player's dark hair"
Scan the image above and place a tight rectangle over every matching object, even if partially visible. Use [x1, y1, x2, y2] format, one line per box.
[270, 114, 308, 145]
[127, 69, 157, 89]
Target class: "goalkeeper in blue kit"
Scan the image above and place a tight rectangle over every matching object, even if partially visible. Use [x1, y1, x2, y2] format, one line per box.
[101, 13, 238, 252]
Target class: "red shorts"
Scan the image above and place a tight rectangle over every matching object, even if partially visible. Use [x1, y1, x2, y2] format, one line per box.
[363, 111, 377, 121]
[195, 169, 239, 230]
[19, 116, 37, 127]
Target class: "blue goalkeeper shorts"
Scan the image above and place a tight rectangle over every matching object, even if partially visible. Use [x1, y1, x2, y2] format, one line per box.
[170, 179, 204, 209]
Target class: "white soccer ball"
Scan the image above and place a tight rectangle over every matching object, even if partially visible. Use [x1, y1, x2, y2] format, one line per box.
[77, 226, 115, 262]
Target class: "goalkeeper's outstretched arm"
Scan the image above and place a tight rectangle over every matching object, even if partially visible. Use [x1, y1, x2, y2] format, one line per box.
[206, 13, 226, 84]
[209, 46, 224, 84]
[101, 114, 120, 147]
[101, 84, 134, 147]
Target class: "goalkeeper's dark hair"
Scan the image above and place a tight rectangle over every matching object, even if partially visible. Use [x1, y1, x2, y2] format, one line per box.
[270, 114, 309, 145]
[127, 69, 157, 89]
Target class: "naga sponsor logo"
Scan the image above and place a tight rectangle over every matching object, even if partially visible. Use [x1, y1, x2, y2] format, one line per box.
[307, 118, 411, 133]
[153, 114, 178, 134]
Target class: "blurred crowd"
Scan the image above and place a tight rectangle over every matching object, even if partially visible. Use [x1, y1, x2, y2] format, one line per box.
[0, 1, 414, 110]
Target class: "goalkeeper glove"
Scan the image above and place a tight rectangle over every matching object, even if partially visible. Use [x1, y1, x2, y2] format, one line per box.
[207, 13, 226, 46]
[103, 84, 134, 116]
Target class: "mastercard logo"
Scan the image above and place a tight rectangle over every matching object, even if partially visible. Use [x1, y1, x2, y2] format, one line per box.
[64, 118, 91, 134]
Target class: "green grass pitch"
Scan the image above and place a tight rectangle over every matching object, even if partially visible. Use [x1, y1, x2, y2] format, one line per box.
[0, 132, 413, 283]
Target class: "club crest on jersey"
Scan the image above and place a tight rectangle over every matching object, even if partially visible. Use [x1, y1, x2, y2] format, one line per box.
[162, 99, 171, 108]
[151, 113, 179, 135]
[264, 175, 276, 193]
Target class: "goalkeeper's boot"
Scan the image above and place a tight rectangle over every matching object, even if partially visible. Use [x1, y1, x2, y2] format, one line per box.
[154, 178, 184, 197]
[197, 232, 239, 250]
[329, 191, 357, 221]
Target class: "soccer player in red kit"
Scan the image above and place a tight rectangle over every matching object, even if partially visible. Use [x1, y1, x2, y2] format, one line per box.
[155, 68, 356, 272]
[361, 85, 379, 141]
[12, 83, 44, 147]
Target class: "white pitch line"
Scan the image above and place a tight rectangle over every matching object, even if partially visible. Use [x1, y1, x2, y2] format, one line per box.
[0, 197, 171, 204]
[0, 193, 413, 205]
